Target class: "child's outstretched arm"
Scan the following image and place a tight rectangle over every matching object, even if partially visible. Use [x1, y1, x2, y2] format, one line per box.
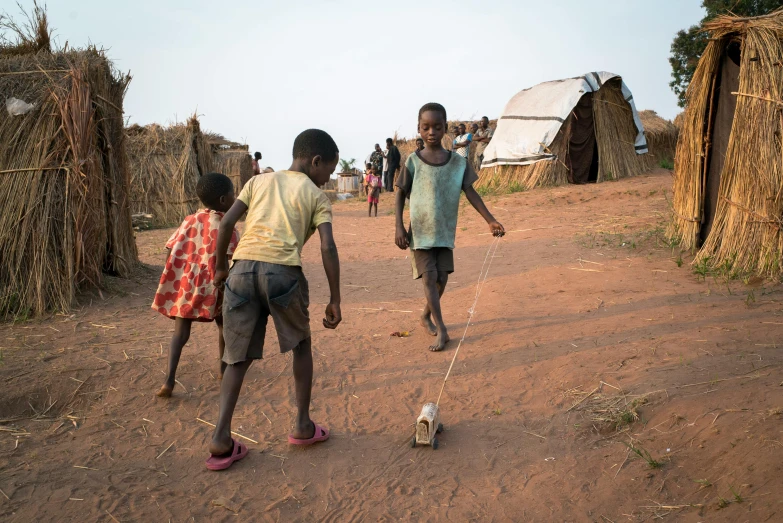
[213, 200, 248, 285]
[464, 186, 505, 237]
[394, 188, 409, 249]
[317, 223, 342, 329]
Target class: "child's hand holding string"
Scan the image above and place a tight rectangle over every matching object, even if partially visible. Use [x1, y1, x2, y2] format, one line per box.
[489, 221, 505, 237]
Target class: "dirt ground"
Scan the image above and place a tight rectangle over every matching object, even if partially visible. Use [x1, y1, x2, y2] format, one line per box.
[1, 169, 782, 522]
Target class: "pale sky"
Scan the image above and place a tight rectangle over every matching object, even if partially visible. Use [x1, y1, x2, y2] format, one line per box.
[32, 0, 705, 171]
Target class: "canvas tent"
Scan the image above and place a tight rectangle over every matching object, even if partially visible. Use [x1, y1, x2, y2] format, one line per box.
[477, 72, 650, 190]
[670, 9, 783, 277]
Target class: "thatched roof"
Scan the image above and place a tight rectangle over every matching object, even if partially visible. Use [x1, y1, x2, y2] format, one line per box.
[0, 9, 137, 318]
[638, 110, 678, 167]
[126, 116, 214, 228]
[669, 8, 783, 277]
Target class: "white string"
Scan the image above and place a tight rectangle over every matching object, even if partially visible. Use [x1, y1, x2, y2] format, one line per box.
[436, 235, 502, 406]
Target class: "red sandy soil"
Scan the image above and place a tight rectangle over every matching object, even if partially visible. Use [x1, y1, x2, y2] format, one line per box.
[1, 169, 782, 522]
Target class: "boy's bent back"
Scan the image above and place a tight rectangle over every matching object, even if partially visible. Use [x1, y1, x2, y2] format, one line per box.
[233, 170, 332, 267]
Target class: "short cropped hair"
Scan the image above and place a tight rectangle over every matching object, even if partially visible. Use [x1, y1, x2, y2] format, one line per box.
[196, 172, 233, 208]
[254, 151, 262, 160]
[386, 137, 393, 145]
[292, 129, 339, 162]
[418, 102, 447, 123]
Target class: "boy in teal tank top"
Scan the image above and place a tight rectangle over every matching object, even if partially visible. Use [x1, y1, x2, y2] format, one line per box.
[395, 103, 505, 351]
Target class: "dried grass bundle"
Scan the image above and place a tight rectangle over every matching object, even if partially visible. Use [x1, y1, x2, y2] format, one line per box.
[126, 116, 213, 228]
[0, 14, 136, 318]
[669, 8, 783, 276]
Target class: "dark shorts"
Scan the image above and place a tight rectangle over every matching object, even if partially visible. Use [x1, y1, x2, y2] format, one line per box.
[222, 260, 310, 364]
[411, 248, 454, 280]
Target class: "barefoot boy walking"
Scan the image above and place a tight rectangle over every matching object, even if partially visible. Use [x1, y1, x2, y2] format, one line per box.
[206, 129, 342, 470]
[395, 103, 504, 352]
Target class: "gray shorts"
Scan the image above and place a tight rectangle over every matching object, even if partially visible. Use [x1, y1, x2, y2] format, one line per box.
[222, 260, 310, 364]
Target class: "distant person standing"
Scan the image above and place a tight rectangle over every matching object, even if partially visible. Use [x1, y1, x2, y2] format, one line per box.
[473, 116, 494, 169]
[384, 138, 401, 192]
[367, 144, 384, 189]
[453, 123, 472, 159]
[415, 137, 425, 152]
[252, 152, 262, 175]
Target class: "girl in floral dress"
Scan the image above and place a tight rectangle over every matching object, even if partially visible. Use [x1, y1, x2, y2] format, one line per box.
[153, 173, 240, 397]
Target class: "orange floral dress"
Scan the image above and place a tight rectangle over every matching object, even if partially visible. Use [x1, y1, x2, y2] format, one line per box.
[152, 210, 240, 321]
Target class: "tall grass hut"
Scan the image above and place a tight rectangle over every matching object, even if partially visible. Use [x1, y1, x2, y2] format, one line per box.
[670, 9, 783, 276]
[0, 10, 137, 318]
[207, 134, 253, 195]
[126, 116, 214, 228]
[477, 72, 650, 191]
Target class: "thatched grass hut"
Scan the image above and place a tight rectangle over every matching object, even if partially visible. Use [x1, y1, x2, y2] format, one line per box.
[207, 134, 253, 196]
[0, 8, 137, 318]
[638, 110, 678, 170]
[669, 9, 783, 276]
[476, 72, 651, 191]
[126, 116, 214, 228]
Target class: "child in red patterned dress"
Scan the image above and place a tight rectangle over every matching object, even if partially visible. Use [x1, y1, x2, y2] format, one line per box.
[152, 173, 241, 397]
[366, 166, 381, 217]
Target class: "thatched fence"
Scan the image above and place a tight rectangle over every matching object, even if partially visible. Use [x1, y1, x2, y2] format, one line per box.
[126, 116, 214, 228]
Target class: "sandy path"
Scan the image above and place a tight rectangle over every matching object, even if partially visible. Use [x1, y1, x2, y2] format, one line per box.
[1, 169, 782, 522]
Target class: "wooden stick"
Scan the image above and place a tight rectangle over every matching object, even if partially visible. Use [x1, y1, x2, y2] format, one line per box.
[156, 441, 175, 459]
[0, 166, 69, 175]
[0, 488, 9, 500]
[195, 418, 259, 444]
[0, 69, 71, 76]
[732, 91, 783, 106]
[105, 510, 121, 523]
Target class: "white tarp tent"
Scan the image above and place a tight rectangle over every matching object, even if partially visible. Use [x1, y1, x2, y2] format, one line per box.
[481, 71, 648, 168]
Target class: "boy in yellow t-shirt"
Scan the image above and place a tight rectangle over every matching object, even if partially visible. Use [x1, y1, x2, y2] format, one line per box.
[205, 129, 342, 471]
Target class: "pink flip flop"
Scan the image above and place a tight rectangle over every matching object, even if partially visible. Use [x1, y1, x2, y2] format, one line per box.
[205, 438, 248, 471]
[288, 423, 330, 446]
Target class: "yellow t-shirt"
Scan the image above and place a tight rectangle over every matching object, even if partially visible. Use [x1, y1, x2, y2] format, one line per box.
[232, 170, 332, 266]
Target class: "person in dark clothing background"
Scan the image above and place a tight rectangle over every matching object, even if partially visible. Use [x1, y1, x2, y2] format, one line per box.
[384, 138, 401, 192]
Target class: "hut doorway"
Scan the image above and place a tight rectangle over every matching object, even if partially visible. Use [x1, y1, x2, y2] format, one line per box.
[701, 42, 741, 244]
[567, 92, 600, 184]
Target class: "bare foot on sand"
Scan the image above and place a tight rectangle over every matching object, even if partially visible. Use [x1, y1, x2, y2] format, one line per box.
[156, 383, 174, 398]
[420, 313, 437, 336]
[429, 330, 449, 352]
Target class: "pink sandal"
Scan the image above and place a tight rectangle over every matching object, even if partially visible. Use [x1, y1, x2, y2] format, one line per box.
[205, 438, 248, 471]
[288, 423, 330, 446]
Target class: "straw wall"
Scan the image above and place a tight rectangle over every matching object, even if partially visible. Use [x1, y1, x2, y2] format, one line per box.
[0, 49, 137, 317]
[638, 110, 678, 170]
[213, 147, 253, 196]
[670, 9, 783, 277]
[126, 116, 213, 228]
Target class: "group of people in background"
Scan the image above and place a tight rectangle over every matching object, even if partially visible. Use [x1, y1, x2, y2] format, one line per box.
[451, 116, 494, 170]
[364, 138, 401, 217]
